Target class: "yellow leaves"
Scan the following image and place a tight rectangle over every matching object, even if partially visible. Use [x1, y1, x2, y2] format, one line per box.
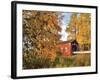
[77, 13, 91, 44]
[66, 13, 91, 51]
[67, 13, 91, 43]
[31, 11, 37, 16]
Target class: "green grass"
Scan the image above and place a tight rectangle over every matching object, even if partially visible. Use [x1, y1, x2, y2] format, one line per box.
[23, 53, 91, 69]
[52, 53, 91, 68]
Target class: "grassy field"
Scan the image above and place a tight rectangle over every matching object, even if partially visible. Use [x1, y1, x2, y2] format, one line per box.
[52, 53, 91, 68]
[23, 52, 91, 69]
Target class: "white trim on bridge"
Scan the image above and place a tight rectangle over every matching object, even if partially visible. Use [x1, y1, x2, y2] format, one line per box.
[73, 51, 91, 54]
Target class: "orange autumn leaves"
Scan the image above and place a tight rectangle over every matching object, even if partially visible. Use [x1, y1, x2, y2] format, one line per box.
[23, 10, 62, 69]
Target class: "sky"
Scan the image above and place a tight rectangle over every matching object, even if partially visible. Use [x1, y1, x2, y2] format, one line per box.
[59, 12, 72, 41]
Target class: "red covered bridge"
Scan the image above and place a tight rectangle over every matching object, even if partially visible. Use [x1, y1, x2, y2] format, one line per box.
[56, 40, 79, 56]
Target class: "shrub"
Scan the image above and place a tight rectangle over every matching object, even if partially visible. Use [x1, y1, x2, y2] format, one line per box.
[23, 52, 52, 69]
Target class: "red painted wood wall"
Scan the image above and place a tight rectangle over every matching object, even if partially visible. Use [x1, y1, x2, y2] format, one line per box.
[57, 43, 72, 56]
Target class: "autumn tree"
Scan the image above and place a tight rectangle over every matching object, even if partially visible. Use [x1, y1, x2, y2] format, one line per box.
[66, 13, 91, 51]
[76, 13, 91, 50]
[22, 10, 62, 69]
[66, 13, 78, 40]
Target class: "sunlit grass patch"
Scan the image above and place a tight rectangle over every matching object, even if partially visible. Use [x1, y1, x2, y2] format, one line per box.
[54, 53, 91, 68]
